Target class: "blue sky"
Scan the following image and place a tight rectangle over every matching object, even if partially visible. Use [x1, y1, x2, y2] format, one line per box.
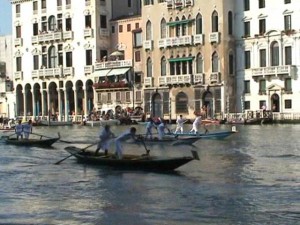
[0, 0, 12, 35]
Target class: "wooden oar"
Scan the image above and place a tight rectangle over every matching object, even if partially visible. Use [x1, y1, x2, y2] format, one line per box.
[31, 132, 73, 143]
[139, 137, 150, 155]
[54, 143, 96, 165]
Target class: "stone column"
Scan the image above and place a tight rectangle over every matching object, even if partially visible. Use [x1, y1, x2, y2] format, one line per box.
[58, 89, 62, 121]
[83, 88, 87, 118]
[64, 89, 68, 122]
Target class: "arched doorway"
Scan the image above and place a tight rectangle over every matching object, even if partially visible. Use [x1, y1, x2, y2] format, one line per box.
[76, 80, 84, 115]
[86, 79, 94, 114]
[33, 83, 41, 117]
[48, 82, 58, 119]
[271, 93, 280, 112]
[16, 84, 24, 117]
[203, 91, 213, 118]
[65, 81, 74, 116]
[25, 84, 33, 116]
[152, 93, 162, 117]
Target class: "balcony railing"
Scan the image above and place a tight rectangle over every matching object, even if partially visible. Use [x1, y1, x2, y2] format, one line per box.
[14, 71, 23, 80]
[144, 77, 154, 87]
[84, 28, 93, 38]
[63, 31, 73, 40]
[63, 67, 74, 76]
[36, 67, 63, 78]
[93, 81, 129, 90]
[164, 35, 193, 47]
[84, 65, 94, 74]
[99, 28, 109, 36]
[14, 38, 23, 46]
[252, 65, 296, 78]
[94, 60, 132, 70]
[193, 73, 204, 84]
[210, 72, 220, 83]
[144, 40, 153, 50]
[194, 34, 204, 45]
[209, 32, 220, 43]
[31, 32, 63, 44]
[159, 74, 192, 86]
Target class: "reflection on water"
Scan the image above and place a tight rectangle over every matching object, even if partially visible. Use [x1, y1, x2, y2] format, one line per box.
[0, 124, 299, 224]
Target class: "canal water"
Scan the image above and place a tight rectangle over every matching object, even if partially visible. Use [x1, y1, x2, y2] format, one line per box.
[0, 124, 299, 225]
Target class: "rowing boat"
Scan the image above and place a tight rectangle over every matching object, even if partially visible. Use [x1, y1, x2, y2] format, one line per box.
[4, 133, 60, 147]
[64, 146, 199, 171]
[131, 136, 200, 146]
[169, 126, 238, 140]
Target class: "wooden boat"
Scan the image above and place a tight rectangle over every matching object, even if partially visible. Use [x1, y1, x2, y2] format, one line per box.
[64, 146, 199, 171]
[39, 120, 73, 126]
[129, 136, 200, 146]
[4, 133, 60, 147]
[168, 126, 237, 140]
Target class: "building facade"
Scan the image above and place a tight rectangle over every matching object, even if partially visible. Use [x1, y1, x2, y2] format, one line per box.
[141, 0, 236, 121]
[10, 0, 141, 121]
[0, 35, 14, 118]
[235, 0, 300, 116]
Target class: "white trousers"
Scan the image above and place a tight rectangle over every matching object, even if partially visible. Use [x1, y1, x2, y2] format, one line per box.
[115, 140, 123, 159]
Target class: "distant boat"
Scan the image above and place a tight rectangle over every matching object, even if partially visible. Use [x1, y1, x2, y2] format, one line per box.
[4, 133, 60, 147]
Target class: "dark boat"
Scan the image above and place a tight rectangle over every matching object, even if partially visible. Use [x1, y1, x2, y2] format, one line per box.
[130, 136, 200, 146]
[5, 134, 60, 147]
[64, 146, 199, 171]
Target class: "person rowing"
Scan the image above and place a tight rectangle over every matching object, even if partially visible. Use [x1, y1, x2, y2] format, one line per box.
[23, 120, 33, 140]
[115, 127, 137, 159]
[145, 117, 156, 140]
[95, 125, 115, 155]
[174, 115, 187, 134]
[157, 120, 170, 140]
[15, 120, 23, 140]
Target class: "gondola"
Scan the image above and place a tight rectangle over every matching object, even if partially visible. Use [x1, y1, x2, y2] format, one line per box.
[131, 136, 200, 146]
[4, 133, 60, 147]
[64, 146, 199, 171]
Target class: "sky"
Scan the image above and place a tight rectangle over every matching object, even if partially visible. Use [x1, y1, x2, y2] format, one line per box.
[0, 0, 12, 35]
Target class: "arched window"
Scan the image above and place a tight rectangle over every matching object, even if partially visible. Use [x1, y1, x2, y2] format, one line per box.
[212, 52, 219, 72]
[228, 11, 233, 35]
[188, 54, 193, 74]
[212, 11, 218, 32]
[147, 57, 152, 77]
[176, 92, 188, 113]
[175, 17, 180, 37]
[271, 41, 279, 66]
[182, 54, 187, 74]
[228, 52, 234, 75]
[196, 13, 202, 34]
[181, 16, 187, 36]
[176, 55, 181, 75]
[48, 46, 57, 68]
[196, 53, 203, 73]
[160, 18, 166, 39]
[146, 21, 152, 40]
[161, 57, 166, 76]
[48, 15, 56, 31]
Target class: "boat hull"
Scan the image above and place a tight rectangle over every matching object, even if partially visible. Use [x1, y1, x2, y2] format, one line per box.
[65, 147, 195, 171]
[170, 130, 237, 140]
[5, 137, 59, 147]
[39, 121, 73, 126]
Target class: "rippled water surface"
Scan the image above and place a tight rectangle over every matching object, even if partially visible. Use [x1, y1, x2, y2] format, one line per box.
[0, 124, 299, 225]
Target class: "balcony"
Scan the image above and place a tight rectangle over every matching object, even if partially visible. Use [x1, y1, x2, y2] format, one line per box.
[39, 67, 63, 78]
[95, 60, 132, 70]
[161, 35, 193, 48]
[193, 73, 204, 84]
[63, 67, 74, 76]
[85, 0, 91, 6]
[31, 32, 63, 44]
[93, 81, 129, 90]
[84, 65, 94, 74]
[144, 77, 154, 87]
[63, 31, 73, 40]
[84, 28, 93, 38]
[194, 34, 204, 45]
[32, 70, 39, 79]
[209, 32, 220, 43]
[144, 40, 153, 50]
[210, 72, 220, 83]
[166, 0, 173, 8]
[65, 4, 71, 10]
[252, 65, 296, 78]
[14, 38, 23, 47]
[99, 28, 109, 36]
[185, 0, 193, 6]
[14, 71, 23, 80]
[174, 0, 183, 8]
[159, 74, 192, 86]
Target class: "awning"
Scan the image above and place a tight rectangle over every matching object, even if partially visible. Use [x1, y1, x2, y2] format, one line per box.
[107, 67, 130, 76]
[93, 69, 111, 77]
[168, 57, 194, 62]
[167, 19, 194, 27]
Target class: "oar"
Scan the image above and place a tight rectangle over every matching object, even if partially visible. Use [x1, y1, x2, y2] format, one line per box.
[54, 143, 96, 165]
[139, 137, 150, 155]
[31, 132, 73, 143]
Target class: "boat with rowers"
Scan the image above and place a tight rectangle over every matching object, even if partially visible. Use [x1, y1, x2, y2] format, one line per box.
[3, 133, 60, 147]
[64, 146, 200, 172]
